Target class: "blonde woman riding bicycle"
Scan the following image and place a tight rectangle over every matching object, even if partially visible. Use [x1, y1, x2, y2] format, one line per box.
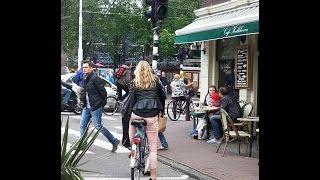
[128, 60, 166, 180]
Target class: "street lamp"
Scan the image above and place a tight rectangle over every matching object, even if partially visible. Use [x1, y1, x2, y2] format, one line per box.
[77, 0, 83, 70]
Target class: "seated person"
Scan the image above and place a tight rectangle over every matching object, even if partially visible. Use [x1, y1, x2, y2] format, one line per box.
[206, 87, 242, 144]
[61, 80, 73, 108]
[204, 85, 221, 143]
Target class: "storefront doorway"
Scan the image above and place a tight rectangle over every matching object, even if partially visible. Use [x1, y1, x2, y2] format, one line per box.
[216, 37, 241, 100]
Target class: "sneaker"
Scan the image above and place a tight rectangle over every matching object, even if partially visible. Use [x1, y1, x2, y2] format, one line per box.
[158, 146, 168, 150]
[111, 139, 120, 152]
[207, 138, 219, 144]
[215, 139, 221, 144]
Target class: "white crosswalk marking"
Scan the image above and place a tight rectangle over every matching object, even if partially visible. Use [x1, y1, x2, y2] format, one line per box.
[72, 116, 118, 121]
[64, 142, 94, 154]
[61, 128, 130, 153]
[88, 127, 122, 140]
[83, 175, 189, 180]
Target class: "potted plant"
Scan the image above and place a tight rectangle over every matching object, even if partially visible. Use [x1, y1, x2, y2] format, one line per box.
[61, 117, 101, 180]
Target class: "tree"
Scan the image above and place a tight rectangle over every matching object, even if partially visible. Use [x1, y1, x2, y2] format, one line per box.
[61, 0, 202, 68]
[157, 0, 202, 59]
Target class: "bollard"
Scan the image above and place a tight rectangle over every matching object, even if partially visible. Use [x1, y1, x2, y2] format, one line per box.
[185, 95, 190, 121]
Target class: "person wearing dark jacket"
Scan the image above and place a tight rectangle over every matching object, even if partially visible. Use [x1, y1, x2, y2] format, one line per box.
[128, 61, 166, 180]
[159, 71, 168, 95]
[79, 60, 120, 152]
[61, 80, 73, 108]
[206, 87, 243, 143]
[74, 68, 84, 87]
[116, 62, 132, 101]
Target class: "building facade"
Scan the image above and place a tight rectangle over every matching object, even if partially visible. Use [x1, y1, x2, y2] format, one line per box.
[175, 0, 259, 116]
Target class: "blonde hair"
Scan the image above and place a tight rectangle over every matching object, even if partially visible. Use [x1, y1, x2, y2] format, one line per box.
[133, 61, 157, 90]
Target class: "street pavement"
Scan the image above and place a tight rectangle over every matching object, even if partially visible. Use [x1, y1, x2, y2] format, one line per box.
[61, 113, 197, 180]
[61, 96, 259, 180]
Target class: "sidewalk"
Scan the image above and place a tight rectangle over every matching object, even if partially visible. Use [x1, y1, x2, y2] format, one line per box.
[157, 116, 259, 180]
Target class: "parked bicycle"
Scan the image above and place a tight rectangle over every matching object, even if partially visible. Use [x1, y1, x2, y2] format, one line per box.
[130, 119, 150, 180]
[166, 96, 194, 121]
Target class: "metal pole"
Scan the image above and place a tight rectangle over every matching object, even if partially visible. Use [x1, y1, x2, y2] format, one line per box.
[185, 94, 190, 121]
[77, 0, 83, 70]
[151, 25, 159, 73]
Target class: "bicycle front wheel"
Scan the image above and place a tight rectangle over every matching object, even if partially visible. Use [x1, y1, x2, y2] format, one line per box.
[104, 96, 118, 116]
[167, 100, 181, 121]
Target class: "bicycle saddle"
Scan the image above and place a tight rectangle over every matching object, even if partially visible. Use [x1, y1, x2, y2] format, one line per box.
[131, 119, 147, 126]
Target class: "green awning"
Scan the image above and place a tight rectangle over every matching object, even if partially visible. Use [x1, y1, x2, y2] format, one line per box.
[175, 3, 259, 44]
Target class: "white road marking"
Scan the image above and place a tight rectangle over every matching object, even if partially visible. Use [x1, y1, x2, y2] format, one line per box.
[83, 175, 189, 180]
[61, 128, 130, 153]
[114, 126, 122, 130]
[63, 142, 94, 154]
[71, 116, 118, 121]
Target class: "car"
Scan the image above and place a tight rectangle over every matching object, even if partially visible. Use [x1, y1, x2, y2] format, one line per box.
[61, 73, 120, 97]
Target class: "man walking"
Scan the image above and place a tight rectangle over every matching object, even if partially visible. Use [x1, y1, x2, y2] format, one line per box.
[80, 60, 120, 152]
[61, 80, 73, 109]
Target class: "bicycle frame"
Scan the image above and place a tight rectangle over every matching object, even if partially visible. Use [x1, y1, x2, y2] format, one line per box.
[167, 95, 195, 121]
[130, 119, 150, 179]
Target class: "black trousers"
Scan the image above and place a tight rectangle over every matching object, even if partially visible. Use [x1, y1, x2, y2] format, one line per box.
[116, 81, 129, 101]
[121, 115, 131, 148]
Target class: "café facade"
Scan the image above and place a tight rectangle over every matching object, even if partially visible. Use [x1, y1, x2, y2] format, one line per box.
[175, 0, 259, 116]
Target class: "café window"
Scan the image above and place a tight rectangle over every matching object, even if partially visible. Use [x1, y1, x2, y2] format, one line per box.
[216, 37, 241, 99]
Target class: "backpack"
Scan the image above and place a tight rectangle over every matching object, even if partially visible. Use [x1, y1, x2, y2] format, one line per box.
[195, 118, 208, 140]
[115, 66, 126, 79]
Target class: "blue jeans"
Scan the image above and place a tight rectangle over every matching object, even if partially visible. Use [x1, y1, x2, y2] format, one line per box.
[158, 132, 168, 148]
[80, 106, 118, 144]
[209, 115, 223, 140]
[62, 88, 72, 104]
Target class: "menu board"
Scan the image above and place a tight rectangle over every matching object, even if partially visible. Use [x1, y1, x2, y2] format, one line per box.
[235, 45, 249, 88]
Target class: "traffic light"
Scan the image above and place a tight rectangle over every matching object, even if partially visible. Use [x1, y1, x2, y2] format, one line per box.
[144, 0, 157, 24]
[156, 0, 168, 20]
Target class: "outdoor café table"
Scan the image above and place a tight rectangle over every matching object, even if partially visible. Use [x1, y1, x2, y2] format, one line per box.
[190, 110, 206, 129]
[197, 106, 220, 134]
[190, 105, 217, 129]
[237, 117, 259, 157]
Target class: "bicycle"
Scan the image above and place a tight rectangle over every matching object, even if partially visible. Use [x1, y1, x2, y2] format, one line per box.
[103, 96, 122, 115]
[130, 119, 150, 180]
[166, 95, 194, 121]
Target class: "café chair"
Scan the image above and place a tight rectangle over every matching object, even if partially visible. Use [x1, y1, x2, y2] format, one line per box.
[216, 109, 251, 157]
[234, 102, 253, 131]
[256, 128, 259, 151]
[238, 100, 247, 108]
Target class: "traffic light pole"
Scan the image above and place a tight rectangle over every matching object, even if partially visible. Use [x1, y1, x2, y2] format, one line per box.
[151, 25, 159, 73]
[77, 0, 83, 70]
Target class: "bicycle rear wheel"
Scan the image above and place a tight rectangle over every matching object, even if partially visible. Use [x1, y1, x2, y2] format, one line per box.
[130, 143, 141, 180]
[104, 96, 118, 116]
[142, 136, 150, 175]
[131, 167, 140, 180]
[167, 100, 181, 121]
[182, 100, 195, 115]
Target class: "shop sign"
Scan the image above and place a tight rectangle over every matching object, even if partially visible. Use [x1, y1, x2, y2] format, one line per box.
[235, 45, 249, 88]
[223, 25, 249, 37]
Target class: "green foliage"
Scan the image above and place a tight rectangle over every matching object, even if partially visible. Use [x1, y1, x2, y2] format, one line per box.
[158, 29, 176, 58]
[61, 0, 202, 63]
[61, 117, 101, 179]
[158, 0, 202, 58]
